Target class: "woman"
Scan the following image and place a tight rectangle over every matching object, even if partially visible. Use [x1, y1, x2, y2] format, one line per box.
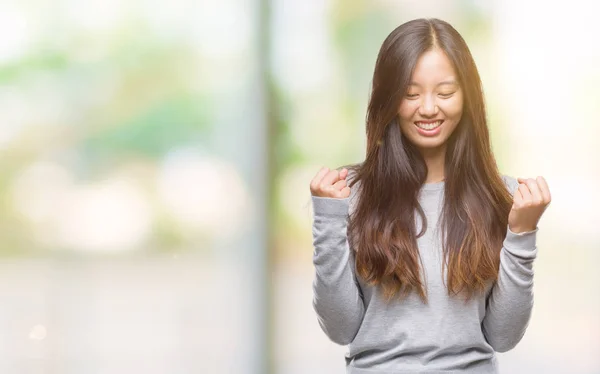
[309, 18, 551, 373]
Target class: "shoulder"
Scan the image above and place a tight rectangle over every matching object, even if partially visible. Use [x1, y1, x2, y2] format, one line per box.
[500, 174, 519, 195]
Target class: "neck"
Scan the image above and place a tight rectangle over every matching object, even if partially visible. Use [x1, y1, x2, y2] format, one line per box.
[420, 145, 446, 183]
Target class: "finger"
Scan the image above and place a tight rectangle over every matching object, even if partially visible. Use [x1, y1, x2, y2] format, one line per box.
[339, 168, 348, 180]
[523, 178, 543, 204]
[339, 186, 351, 198]
[512, 186, 523, 208]
[332, 179, 347, 191]
[536, 176, 551, 204]
[518, 183, 532, 203]
[310, 166, 330, 190]
[320, 169, 341, 188]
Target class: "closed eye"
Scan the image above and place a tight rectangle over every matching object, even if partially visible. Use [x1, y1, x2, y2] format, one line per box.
[438, 92, 455, 98]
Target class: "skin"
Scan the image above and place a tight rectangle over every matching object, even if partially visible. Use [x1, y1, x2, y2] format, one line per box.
[508, 176, 551, 233]
[310, 167, 350, 199]
[397, 47, 464, 184]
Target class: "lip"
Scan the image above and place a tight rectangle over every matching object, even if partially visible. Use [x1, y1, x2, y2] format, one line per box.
[414, 120, 443, 136]
[414, 120, 444, 125]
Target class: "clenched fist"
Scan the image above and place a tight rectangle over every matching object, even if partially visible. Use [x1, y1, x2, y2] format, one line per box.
[508, 176, 551, 234]
[310, 167, 351, 199]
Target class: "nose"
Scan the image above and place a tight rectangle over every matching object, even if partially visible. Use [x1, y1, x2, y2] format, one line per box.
[418, 95, 439, 117]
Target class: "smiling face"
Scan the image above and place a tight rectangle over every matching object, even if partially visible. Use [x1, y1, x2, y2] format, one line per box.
[398, 48, 464, 154]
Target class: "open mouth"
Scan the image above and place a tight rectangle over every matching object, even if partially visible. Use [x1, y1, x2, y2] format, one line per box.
[414, 120, 444, 130]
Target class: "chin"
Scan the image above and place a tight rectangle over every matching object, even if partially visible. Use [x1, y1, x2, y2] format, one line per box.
[410, 136, 447, 146]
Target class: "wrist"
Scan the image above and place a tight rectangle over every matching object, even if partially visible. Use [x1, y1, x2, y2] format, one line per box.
[504, 224, 538, 255]
[508, 225, 537, 234]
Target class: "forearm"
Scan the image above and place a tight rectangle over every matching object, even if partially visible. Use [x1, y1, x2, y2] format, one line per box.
[482, 225, 539, 352]
[311, 196, 365, 345]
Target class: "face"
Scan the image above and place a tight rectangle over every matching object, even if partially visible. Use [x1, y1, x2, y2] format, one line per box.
[398, 48, 464, 155]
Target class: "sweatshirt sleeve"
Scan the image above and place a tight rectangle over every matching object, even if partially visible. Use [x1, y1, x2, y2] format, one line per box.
[311, 195, 365, 345]
[481, 175, 539, 352]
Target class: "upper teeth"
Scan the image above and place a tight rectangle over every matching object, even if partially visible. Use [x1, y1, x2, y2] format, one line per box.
[416, 121, 442, 130]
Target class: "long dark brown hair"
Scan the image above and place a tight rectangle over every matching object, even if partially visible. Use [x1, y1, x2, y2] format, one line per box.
[345, 18, 513, 303]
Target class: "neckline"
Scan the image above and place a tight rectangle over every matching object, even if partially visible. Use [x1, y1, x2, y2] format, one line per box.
[421, 180, 445, 191]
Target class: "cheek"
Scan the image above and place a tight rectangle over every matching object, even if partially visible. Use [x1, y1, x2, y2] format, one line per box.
[441, 97, 464, 119]
[398, 101, 417, 121]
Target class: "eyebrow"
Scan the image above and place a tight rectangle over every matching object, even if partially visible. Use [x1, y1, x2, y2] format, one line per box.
[408, 80, 458, 87]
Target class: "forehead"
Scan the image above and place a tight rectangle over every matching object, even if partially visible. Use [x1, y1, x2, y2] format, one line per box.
[409, 48, 458, 86]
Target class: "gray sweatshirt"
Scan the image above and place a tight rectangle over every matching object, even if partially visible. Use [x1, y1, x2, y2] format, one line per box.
[311, 175, 538, 374]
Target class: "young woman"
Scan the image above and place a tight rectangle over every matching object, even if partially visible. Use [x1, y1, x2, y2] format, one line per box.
[309, 18, 551, 373]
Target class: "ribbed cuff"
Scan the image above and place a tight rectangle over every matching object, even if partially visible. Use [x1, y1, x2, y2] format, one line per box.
[507, 224, 538, 236]
[503, 224, 538, 255]
[311, 195, 350, 216]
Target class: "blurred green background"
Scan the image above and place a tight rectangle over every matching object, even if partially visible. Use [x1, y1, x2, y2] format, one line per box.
[0, 0, 598, 373]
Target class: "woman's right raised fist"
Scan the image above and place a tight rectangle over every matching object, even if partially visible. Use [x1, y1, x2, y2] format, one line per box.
[310, 166, 351, 199]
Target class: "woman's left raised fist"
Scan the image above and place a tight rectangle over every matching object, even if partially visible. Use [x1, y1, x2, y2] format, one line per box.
[508, 176, 551, 234]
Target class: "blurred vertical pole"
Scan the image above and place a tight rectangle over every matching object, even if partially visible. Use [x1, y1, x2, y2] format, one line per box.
[255, 0, 275, 373]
